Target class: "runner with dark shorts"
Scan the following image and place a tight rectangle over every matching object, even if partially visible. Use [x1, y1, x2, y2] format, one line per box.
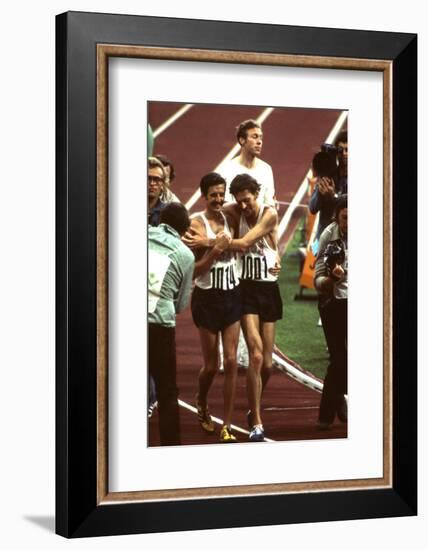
[224, 173, 282, 442]
[240, 280, 282, 322]
[188, 172, 241, 443]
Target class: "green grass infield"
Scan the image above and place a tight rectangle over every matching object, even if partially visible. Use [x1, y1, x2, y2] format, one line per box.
[275, 221, 329, 380]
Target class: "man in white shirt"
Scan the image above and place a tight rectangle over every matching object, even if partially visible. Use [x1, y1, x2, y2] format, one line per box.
[220, 120, 277, 368]
[221, 119, 276, 207]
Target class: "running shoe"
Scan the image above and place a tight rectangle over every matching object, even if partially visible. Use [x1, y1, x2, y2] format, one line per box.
[249, 424, 265, 442]
[195, 396, 215, 433]
[220, 425, 237, 443]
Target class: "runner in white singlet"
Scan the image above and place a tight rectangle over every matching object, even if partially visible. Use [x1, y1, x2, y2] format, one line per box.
[187, 173, 242, 443]
[224, 173, 282, 442]
[194, 212, 239, 291]
[238, 206, 279, 283]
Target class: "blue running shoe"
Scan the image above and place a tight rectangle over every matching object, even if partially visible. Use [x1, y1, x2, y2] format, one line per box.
[249, 424, 265, 442]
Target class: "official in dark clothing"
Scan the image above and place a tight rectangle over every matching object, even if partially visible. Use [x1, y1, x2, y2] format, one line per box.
[314, 195, 348, 429]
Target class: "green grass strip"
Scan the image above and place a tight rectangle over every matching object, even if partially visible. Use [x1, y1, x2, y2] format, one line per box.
[275, 220, 329, 380]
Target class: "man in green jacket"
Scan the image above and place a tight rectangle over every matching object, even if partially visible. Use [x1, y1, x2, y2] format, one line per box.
[148, 203, 194, 445]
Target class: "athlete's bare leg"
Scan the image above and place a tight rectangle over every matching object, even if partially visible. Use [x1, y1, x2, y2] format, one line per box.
[196, 328, 219, 406]
[241, 314, 264, 426]
[220, 320, 240, 427]
[260, 321, 276, 394]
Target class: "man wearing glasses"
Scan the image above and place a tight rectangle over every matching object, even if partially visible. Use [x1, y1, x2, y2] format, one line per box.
[148, 156, 168, 226]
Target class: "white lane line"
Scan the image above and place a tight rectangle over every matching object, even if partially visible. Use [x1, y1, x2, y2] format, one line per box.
[276, 200, 308, 208]
[152, 104, 194, 139]
[185, 107, 275, 211]
[277, 110, 349, 239]
[178, 399, 275, 442]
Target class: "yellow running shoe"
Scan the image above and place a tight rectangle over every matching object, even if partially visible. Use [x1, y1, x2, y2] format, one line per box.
[220, 425, 237, 443]
[195, 396, 215, 433]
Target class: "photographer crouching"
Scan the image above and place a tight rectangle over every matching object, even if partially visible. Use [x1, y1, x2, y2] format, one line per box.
[314, 195, 348, 430]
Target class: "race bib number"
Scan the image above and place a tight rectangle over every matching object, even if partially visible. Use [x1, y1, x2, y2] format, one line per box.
[241, 255, 268, 281]
[209, 265, 237, 290]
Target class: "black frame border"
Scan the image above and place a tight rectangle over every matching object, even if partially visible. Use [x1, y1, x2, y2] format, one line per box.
[56, 11, 417, 538]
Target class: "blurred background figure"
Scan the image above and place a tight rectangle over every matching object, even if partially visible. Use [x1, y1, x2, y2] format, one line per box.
[155, 153, 180, 203]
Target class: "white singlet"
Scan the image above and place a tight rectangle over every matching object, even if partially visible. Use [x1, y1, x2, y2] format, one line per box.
[220, 156, 276, 207]
[239, 206, 278, 282]
[194, 212, 240, 290]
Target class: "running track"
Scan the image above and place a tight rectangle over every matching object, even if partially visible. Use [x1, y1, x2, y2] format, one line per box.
[148, 102, 347, 445]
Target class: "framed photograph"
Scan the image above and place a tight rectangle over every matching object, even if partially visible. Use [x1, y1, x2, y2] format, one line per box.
[56, 11, 417, 537]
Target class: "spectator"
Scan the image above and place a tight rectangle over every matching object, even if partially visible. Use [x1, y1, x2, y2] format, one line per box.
[148, 203, 195, 445]
[314, 195, 348, 429]
[148, 157, 167, 226]
[155, 154, 176, 183]
[154, 153, 180, 203]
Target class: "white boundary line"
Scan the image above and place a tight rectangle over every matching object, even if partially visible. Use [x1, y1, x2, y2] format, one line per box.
[276, 200, 308, 208]
[152, 104, 194, 139]
[178, 399, 275, 442]
[273, 352, 348, 404]
[277, 174, 312, 238]
[185, 107, 275, 211]
[277, 110, 349, 239]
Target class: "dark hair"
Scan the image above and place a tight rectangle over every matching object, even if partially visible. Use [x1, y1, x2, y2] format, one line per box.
[199, 172, 226, 198]
[334, 194, 348, 219]
[236, 119, 261, 143]
[229, 173, 261, 197]
[155, 154, 175, 182]
[160, 203, 190, 236]
[312, 151, 337, 178]
[334, 130, 348, 146]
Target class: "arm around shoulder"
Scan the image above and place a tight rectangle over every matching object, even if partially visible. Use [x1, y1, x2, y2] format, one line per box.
[230, 208, 277, 252]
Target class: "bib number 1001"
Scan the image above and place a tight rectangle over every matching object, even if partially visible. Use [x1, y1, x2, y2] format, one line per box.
[241, 255, 268, 280]
[210, 266, 237, 290]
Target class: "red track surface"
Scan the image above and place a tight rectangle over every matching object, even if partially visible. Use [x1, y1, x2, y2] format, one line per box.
[148, 103, 347, 446]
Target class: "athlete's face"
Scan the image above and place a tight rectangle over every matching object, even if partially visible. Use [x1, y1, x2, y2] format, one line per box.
[240, 127, 263, 157]
[234, 190, 259, 218]
[206, 184, 226, 212]
[148, 167, 164, 200]
[337, 207, 348, 235]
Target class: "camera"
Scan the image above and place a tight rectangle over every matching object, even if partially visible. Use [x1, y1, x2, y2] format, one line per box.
[323, 239, 345, 274]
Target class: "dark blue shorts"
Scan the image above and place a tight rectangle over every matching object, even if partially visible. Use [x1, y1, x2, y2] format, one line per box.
[191, 285, 242, 334]
[240, 280, 283, 322]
